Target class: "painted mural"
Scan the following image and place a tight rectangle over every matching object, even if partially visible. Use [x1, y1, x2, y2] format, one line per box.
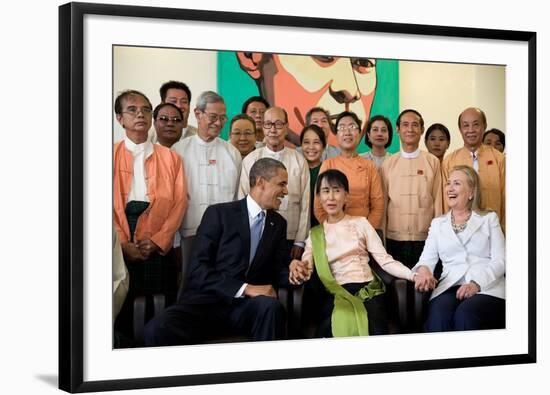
[218, 51, 400, 153]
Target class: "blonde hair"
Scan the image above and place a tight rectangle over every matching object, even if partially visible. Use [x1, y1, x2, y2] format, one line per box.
[449, 165, 491, 215]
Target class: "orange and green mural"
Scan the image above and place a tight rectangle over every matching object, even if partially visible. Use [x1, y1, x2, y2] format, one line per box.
[218, 51, 399, 154]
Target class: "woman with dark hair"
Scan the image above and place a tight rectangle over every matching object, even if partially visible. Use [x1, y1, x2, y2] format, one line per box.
[483, 128, 505, 153]
[313, 111, 384, 229]
[290, 170, 425, 337]
[425, 123, 451, 161]
[361, 115, 393, 168]
[413, 165, 505, 331]
[300, 124, 327, 227]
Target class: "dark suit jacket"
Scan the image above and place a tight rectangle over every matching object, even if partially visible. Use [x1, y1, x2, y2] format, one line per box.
[182, 198, 290, 305]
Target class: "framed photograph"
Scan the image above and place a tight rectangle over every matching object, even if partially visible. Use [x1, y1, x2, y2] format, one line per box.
[59, 1, 536, 392]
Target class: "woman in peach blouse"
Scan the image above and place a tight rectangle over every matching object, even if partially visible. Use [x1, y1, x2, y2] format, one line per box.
[313, 111, 384, 229]
[291, 170, 432, 337]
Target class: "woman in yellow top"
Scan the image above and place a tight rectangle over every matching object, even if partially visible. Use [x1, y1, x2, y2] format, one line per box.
[313, 111, 384, 229]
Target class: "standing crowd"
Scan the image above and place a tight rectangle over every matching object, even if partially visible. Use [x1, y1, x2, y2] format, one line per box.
[112, 79, 506, 347]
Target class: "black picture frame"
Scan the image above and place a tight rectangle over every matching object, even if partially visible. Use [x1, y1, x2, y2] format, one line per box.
[59, 1, 537, 392]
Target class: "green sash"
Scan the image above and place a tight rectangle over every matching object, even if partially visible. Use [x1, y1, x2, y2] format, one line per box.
[310, 225, 386, 337]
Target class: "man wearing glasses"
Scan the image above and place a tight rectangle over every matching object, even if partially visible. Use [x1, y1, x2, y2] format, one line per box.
[152, 103, 185, 148]
[172, 91, 242, 289]
[229, 114, 258, 158]
[113, 90, 187, 345]
[239, 107, 310, 260]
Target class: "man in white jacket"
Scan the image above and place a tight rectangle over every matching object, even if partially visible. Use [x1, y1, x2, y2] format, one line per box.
[239, 106, 310, 260]
[172, 91, 242, 287]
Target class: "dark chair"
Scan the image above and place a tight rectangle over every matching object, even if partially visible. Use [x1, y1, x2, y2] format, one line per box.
[289, 253, 409, 338]
[203, 286, 290, 344]
[132, 294, 167, 345]
[413, 260, 442, 332]
[133, 286, 292, 345]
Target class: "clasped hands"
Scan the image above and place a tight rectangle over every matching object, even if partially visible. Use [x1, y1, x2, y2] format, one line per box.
[413, 265, 438, 292]
[121, 239, 160, 261]
[289, 259, 312, 285]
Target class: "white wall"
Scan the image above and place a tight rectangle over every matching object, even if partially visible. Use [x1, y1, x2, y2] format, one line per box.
[400, 62, 505, 153]
[113, 46, 217, 141]
[114, 48, 505, 151]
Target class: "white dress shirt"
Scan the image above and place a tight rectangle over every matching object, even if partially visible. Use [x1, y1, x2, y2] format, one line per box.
[235, 195, 267, 298]
[124, 137, 153, 203]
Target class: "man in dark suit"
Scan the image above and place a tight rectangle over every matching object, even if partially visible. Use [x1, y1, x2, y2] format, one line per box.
[144, 158, 291, 346]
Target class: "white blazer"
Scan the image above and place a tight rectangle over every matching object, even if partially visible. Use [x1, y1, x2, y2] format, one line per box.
[413, 211, 505, 300]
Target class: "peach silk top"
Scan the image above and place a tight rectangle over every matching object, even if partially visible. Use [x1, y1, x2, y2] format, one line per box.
[302, 215, 414, 285]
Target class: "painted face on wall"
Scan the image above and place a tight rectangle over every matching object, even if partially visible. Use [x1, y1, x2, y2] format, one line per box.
[237, 52, 377, 147]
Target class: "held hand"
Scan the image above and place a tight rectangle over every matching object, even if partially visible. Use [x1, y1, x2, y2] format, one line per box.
[121, 242, 146, 262]
[289, 259, 311, 285]
[414, 265, 437, 292]
[136, 239, 160, 259]
[456, 282, 480, 300]
[243, 284, 277, 298]
[290, 246, 305, 260]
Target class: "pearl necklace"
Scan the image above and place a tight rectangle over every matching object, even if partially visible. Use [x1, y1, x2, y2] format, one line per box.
[451, 211, 472, 233]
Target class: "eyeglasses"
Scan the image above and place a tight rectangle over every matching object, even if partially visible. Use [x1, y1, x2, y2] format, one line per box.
[157, 115, 183, 123]
[337, 124, 359, 132]
[263, 121, 286, 130]
[231, 131, 256, 137]
[202, 111, 228, 123]
[122, 106, 152, 116]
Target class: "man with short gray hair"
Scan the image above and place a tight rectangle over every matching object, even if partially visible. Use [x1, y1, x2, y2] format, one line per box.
[172, 91, 242, 287]
[239, 106, 310, 260]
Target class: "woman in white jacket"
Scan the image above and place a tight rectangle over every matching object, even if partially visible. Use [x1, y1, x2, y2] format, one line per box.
[413, 165, 505, 331]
